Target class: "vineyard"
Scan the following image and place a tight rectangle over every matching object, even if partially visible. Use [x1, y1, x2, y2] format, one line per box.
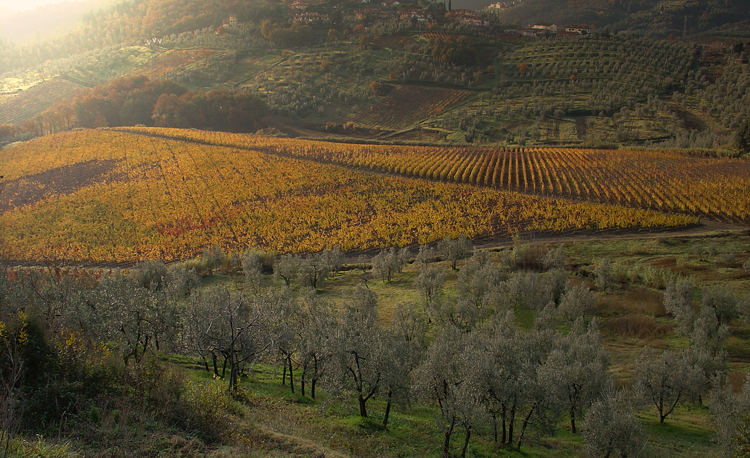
[120, 127, 750, 223]
[355, 85, 471, 130]
[0, 129, 695, 263]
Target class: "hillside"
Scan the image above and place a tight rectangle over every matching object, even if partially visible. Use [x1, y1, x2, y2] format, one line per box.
[0, 128, 705, 263]
[0, 0, 748, 154]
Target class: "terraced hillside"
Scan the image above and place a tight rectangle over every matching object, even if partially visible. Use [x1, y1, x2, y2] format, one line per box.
[0, 129, 696, 263]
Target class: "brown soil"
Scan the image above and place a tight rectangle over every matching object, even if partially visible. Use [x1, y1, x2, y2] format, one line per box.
[0, 159, 119, 212]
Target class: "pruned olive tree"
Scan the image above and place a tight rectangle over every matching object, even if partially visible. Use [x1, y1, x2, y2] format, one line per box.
[709, 372, 750, 456]
[538, 319, 611, 433]
[413, 326, 481, 457]
[414, 263, 447, 321]
[327, 286, 387, 417]
[185, 286, 272, 392]
[582, 389, 644, 458]
[438, 235, 473, 270]
[380, 303, 426, 429]
[634, 347, 704, 423]
[297, 290, 336, 399]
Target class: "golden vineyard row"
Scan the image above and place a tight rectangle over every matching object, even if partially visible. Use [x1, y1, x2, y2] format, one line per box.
[0, 129, 696, 263]
[115, 127, 750, 223]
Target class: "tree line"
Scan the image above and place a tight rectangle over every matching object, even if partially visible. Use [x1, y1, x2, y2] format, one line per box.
[7, 76, 268, 141]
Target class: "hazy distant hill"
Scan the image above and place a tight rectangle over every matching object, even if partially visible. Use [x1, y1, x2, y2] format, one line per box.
[499, 0, 750, 35]
[0, 1, 111, 43]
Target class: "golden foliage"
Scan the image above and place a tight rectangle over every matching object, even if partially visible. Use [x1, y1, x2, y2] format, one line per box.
[0, 129, 699, 263]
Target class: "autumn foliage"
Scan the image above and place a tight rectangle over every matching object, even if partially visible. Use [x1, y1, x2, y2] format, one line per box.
[0, 129, 697, 263]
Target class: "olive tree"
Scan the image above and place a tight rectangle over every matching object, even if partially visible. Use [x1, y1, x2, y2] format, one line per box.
[438, 235, 473, 270]
[414, 263, 447, 320]
[413, 326, 481, 457]
[371, 248, 405, 283]
[538, 319, 611, 433]
[664, 278, 696, 335]
[557, 283, 596, 322]
[241, 249, 264, 293]
[327, 286, 387, 417]
[95, 275, 158, 365]
[709, 373, 750, 456]
[380, 304, 426, 429]
[297, 291, 336, 399]
[634, 347, 703, 423]
[582, 389, 644, 457]
[185, 286, 272, 391]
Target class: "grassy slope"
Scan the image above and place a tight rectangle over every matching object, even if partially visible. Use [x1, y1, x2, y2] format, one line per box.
[194, 233, 748, 456]
[6, 233, 747, 456]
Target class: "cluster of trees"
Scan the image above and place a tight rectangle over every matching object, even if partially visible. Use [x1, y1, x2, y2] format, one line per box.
[24, 76, 267, 137]
[4, 237, 749, 454]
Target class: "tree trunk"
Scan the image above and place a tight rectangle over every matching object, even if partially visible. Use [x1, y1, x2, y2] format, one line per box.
[383, 391, 393, 429]
[461, 426, 471, 458]
[570, 405, 576, 434]
[229, 356, 238, 392]
[517, 406, 535, 449]
[311, 356, 318, 399]
[492, 413, 498, 443]
[508, 405, 516, 445]
[443, 416, 456, 457]
[221, 354, 228, 378]
[301, 363, 306, 397]
[501, 404, 507, 444]
[212, 352, 219, 377]
[358, 395, 368, 418]
[288, 355, 295, 394]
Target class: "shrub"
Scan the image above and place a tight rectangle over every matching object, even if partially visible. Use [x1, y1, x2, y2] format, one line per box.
[593, 258, 613, 291]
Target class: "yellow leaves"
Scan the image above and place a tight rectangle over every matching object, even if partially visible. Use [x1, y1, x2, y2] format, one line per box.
[0, 128, 721, 264]
[16, 311, 29, 346]
[0, 321, 5, 338]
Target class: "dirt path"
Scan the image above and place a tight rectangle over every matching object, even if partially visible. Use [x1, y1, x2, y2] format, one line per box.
[341, 219, 749, 264]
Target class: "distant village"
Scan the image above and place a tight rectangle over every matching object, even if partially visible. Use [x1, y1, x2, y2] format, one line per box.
[189, 0, 595, 44]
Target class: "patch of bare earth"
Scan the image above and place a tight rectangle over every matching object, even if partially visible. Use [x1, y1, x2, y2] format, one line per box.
[0, 159, 119, 212]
